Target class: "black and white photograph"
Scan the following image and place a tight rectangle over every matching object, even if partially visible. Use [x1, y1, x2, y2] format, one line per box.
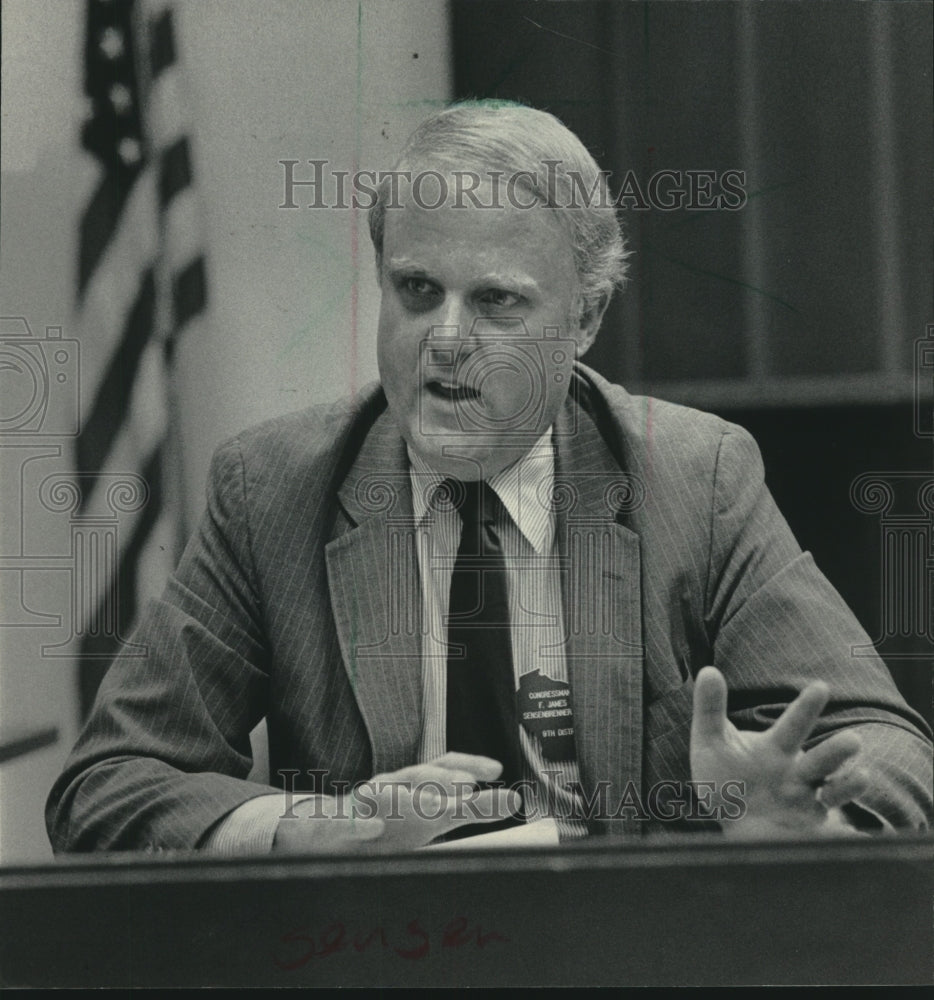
[0, 0, 931, 987]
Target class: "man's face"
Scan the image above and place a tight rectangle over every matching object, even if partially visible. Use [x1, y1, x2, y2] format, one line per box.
[376, 174, 598, 480]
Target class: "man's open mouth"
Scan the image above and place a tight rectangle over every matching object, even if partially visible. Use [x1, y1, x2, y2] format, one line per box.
[426, 379, 481, 402]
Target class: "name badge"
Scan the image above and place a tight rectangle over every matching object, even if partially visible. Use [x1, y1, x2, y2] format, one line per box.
[518, 669, 577, 762]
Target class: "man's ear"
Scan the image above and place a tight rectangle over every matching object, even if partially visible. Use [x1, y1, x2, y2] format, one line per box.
[574, 292, 610, 357]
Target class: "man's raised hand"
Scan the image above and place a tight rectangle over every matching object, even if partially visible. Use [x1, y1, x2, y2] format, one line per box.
[690, 666, 870, 837]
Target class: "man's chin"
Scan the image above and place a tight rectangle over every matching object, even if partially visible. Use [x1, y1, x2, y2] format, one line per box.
[405, 431, 532, 480]
[406, 435, 490, 479]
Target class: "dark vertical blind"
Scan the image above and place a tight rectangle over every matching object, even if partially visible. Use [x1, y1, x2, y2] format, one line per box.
[450, 0, 933, 720]
[451, 0, 933, 405]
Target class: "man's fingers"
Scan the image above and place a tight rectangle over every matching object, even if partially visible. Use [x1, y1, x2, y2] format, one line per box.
[691, 666, 728, 742]
[817, 766, 870, 810]
[370, 764, 491, 792]
[443, 786, 523, 831]
[371, 764, 427, 784]
[428, 753, 504, 782]
[767, 681, 830, 754]
[373, 756, 503, 788]
[796, 730, 862, 784]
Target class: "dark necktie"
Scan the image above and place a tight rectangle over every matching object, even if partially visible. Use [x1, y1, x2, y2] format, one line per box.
[444, 479, 525, 805]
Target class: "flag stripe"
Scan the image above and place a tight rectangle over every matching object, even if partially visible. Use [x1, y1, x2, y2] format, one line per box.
[77, 0, 206, 714]
[76, 267, 157, 485]
[158, 135, 192, 207]
[173, 255, 208, 331]
[161, 187, 202, 275]
[77, 171, 140, 295]
[149, 7, 176, 78]
[79, 446, 165, 717]
[78, 169, 158, 403]
[77, 342, 169, 550]
[85, 446, 165, 645]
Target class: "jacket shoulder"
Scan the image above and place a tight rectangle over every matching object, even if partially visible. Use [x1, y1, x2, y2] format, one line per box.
[577, 363, 749, 472]
[214, 381, 385, 475]
[202, 382, 387, 528]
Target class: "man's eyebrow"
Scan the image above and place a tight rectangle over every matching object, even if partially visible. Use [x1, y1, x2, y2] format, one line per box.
[474, 274, 541, 295]
[385, 260, 541, 295]
[386, 257, 430, 274]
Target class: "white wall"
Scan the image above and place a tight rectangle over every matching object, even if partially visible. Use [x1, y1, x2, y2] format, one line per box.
[172, 0, 452, 526]
[0, 0, 451, 862]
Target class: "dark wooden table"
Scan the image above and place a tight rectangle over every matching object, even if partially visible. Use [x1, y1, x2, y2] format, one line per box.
[1, 834, 930, 987]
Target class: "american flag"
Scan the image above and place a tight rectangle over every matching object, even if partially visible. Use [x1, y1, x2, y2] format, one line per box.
[75, 0, 206, 716]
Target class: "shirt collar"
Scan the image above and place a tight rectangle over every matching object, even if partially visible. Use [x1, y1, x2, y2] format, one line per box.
[407, 430, 556, 554]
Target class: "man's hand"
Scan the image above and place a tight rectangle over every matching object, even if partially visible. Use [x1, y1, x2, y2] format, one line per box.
[272, 752, 521, 854]
[690, 666, 870, 837]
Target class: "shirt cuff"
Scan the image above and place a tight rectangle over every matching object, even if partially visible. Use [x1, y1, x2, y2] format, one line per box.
[202, 793, 317, 855]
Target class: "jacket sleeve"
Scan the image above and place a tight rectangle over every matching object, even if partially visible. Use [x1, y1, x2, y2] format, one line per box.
[46, 437, 280, 851]
[704, 423, 932, 831]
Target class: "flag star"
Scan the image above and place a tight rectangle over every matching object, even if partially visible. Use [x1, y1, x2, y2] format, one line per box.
[98, 27, 124, 60]
[118, 137, 142, 165]
[110, 83, 132, 114]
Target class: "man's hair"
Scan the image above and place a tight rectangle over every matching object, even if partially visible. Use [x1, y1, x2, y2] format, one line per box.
[368, 101, 630, 318]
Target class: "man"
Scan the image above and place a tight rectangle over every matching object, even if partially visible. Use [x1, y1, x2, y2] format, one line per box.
[47, 104, 932, 854]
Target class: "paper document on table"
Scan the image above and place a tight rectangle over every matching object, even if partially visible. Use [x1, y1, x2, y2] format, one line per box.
[422, 817, 560, 851]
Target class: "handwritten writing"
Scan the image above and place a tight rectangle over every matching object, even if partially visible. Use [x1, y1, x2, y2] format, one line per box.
[274, 916, 509, 969]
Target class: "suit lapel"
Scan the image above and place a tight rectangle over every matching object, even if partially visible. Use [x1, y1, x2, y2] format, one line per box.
[324, 381, 645, 819]
[326, 408, 423, 774]
[554, 391, 645, 835]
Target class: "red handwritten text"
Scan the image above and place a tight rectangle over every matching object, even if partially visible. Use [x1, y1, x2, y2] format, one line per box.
[274, 916, 509, 969]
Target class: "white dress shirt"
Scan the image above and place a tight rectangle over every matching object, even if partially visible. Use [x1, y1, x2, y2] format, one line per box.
[408, 431, 587, 840]
[206, 430, 587, 852]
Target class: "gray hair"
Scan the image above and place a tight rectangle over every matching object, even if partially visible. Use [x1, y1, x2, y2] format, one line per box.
[368, 101, 630, 318]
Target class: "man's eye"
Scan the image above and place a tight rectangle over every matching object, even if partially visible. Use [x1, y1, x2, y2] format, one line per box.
[478, 289, 521, 309]
[402, 277, 439, 298]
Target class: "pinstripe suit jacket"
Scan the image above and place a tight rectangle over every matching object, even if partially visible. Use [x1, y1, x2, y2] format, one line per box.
[47, 364, 933, 850]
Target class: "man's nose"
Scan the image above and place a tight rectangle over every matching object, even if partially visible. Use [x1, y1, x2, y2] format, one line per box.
[432, 296, 473, 342]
